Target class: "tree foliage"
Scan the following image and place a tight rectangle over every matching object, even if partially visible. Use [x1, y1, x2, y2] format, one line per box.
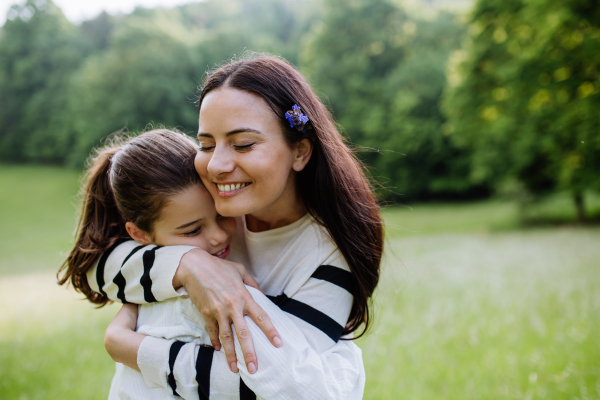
[1, 0, 493, 202]
[0, 0, 87, 162]
[303, 0, 483, 200]
[444, 0, 600, 218]
[0, 0, 319, 167]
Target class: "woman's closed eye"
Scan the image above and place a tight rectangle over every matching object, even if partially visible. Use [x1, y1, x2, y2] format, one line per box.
[198, 142, 256, 152]
[233, 142, 256, 151]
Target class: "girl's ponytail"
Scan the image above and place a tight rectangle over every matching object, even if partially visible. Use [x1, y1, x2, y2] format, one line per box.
[58, 143, 128, 306]
[58, 129, 202, 306]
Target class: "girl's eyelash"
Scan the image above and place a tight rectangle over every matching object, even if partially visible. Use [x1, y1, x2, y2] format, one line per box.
[183, 227, 201, 236]
[199, 145, 215, 152]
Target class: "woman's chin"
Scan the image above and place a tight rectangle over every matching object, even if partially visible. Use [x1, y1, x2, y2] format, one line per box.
[215, 199, 250, 218]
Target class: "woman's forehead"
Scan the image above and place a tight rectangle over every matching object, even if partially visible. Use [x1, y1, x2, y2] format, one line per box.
[199, 88, 278, 134]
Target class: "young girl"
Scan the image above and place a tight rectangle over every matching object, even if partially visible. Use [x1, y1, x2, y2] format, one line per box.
[58, 129, 251, 398]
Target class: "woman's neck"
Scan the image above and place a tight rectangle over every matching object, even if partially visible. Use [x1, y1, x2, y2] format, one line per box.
[245, 204, 307, 232]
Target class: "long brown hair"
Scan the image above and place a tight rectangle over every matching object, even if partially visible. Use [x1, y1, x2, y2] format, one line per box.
[58, 129, 202, 305]
[198, 54, 384, 338]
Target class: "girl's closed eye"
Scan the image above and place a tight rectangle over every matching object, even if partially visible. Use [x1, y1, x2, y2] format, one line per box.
[183, 227, 202, 237]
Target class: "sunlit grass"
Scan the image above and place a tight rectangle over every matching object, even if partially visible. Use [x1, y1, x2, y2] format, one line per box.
[1, 165, 599, 399]
[0, 274, 118, 400]
[359, 229, 600, 399]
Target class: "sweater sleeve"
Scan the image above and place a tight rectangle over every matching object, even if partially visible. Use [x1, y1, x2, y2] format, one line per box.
[87, 240, 197, 304]
[137, 265, 364, 400]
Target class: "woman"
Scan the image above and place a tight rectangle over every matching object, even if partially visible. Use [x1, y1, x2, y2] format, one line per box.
[96, 54, 383, 399]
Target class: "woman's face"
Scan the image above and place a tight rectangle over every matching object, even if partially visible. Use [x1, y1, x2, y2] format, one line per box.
[195, 88, 310, 221]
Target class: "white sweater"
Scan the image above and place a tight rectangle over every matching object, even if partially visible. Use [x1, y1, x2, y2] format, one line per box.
[88, 214, 365, 400]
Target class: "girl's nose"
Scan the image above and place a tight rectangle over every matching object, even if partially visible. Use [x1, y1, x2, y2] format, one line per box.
[208, 223, 229, 248]
[206, 145, 235, 176]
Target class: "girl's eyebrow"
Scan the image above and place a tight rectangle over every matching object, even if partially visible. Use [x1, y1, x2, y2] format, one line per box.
[197, 128, 262, 138]
[176, 219, 203, 230]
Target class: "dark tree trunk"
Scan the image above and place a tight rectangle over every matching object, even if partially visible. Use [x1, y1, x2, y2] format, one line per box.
[574, 191, 585, 223]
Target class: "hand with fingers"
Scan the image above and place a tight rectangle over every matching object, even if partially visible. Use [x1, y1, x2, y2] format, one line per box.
[174, 248, 283, 374]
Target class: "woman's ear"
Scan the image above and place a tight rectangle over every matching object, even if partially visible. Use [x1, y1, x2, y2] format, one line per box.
[292, 138, 313, 172]
[125, 222, 152, 245]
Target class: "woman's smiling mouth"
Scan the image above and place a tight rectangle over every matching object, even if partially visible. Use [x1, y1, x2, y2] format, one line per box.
[215, 182, 251, 197]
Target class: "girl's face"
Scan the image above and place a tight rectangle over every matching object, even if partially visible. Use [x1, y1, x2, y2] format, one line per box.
[195, 88, 311, 221]
[150, 184, 236, 259]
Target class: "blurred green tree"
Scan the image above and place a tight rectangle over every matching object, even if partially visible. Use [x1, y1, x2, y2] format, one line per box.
[179, 0, 321, 67]
[0, 0, 86, 163]
[444, 0, 600, 220]
[63, 12, 200, 166]
[303, 0, 482, 201]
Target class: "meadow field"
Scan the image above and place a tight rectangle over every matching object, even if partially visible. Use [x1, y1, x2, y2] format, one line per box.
[0, 165, 598, 400]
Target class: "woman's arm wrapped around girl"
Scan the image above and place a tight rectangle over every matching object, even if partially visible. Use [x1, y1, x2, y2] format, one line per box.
[93, 237, 365, 400]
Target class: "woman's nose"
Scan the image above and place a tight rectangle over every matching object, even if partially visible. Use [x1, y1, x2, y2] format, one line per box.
[206, 145, 235, 176]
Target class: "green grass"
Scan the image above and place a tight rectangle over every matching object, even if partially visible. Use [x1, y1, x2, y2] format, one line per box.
[1, 165, 599, 399]
[359, 230, 600, 399]
[381, 200, 519, 237]
[0, 165, 80, 276]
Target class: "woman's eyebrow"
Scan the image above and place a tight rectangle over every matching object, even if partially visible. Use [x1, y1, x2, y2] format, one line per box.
[198, 128, 262, 138]
[176, 219, 203, 229]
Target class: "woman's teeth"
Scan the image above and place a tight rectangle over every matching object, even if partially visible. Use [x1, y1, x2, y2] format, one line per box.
[217, 183, 249, 192]
[215, 247, 226, 256]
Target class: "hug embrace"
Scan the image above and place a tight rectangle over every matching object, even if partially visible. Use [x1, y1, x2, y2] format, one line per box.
[58, 54, 384, 399]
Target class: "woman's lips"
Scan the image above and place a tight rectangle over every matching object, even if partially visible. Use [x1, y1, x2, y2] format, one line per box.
[212, 245, 230, 259]
[215, 182, 251, 198]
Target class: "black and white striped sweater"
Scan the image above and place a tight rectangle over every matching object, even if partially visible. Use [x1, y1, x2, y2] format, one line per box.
[88, 214, 365, 400]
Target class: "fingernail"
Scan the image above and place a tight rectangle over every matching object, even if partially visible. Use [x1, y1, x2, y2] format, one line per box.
[230, 362, 238, 372]
[248, 362, 256, 373]
[273, 336, 282, 347]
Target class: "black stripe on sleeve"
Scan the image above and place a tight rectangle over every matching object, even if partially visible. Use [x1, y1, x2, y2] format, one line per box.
[140, 246, 161, 303]
[121, 244, 145, 267]
[311, 265, 353, 295]
[168, 341, 186, 397]
[111, 245, 145, 304]
[95, 238, 130, 297]
[195, 346, 214, 400]
[267, 294, 344, 342]
[240, 377, 257, 400]
[112, 271, 129, 304]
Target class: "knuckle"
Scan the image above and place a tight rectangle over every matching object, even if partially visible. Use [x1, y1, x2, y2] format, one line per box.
[221, 333, 234, 342]
[267, 328, 278, 337]
[201, 307, 212, 318]
[256, 311, 269, 323]
[225, 296, 241, 308]
[227, 354, 237, 362]
[244, 352, 254, 360]
[238, 328, 250, 339]
[208, 327, 218, 335]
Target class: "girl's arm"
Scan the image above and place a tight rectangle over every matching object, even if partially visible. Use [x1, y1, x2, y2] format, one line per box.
[106, 260, 364, 400]
[89, 240, 281, 373]
[104, 304, 143, 372]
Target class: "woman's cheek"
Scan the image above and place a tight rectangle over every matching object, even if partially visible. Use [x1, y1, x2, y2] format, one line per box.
[194, 151, 209, 179]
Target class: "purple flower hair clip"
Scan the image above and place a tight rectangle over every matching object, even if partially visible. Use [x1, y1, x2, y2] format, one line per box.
[285, 104, 312, 134]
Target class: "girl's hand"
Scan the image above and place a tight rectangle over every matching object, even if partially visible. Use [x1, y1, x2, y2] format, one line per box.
[174, 248, 282, 374]
[105, 304, 145, 371]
